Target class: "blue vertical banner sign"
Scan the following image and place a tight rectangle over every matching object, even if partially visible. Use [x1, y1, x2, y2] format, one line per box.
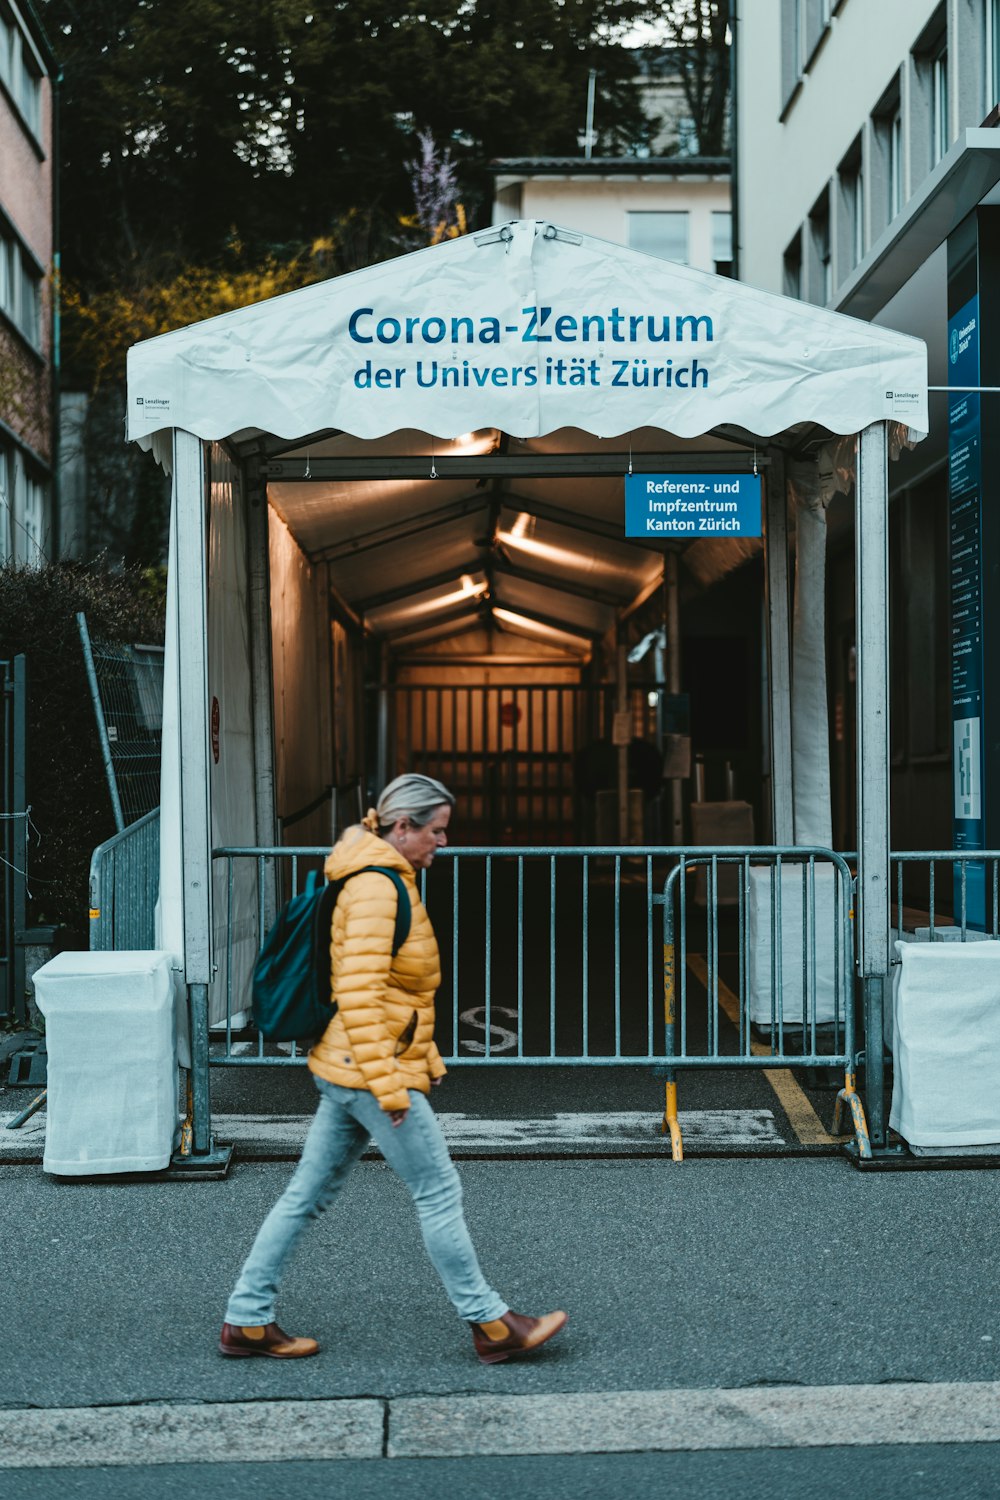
[948, 292, 986, 926]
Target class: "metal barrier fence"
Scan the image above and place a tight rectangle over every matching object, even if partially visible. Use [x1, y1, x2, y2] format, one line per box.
[89, 809, 160, 950]
[657, 848, 869, 1161]
[1, 655, 27, 1022]
[208, 842, 873, 1161]
[891, 850, 1000, 942]
[212, 845, 679, 1066]
[77, 613, 164, 831]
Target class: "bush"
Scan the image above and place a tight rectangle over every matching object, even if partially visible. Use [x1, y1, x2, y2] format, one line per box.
[0, 563, 165, 939]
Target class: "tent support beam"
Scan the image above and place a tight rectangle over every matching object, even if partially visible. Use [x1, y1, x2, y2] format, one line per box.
[379, 597, 489, 643]
[315, 497, 489, 563]
[619, 562, 667, 622]
[492, 556, 626, 611]
[764, 449, 793, 844]
[666, 553, 684, 845]
[245, 460, 278, 890]
[358, 564, 488, 612]
[501, 493, 662, 549]
[855, 421, 890, 1147]
[172, 429, 219, 1163]
[617, 634, 630, 843]
[264, 452, 771, 482]
[492, 600, 600, 643]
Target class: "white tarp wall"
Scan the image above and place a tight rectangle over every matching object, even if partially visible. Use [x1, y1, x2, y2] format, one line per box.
[789, 460, 833, 848]
[207, 445, 258, 1021]
[748, 458, 836, 1025]
[158, 445, 258, 1027]
[269, 508, 334, 847]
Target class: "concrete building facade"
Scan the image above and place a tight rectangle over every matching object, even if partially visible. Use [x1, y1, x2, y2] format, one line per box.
[491, 45, 732, 274]
[735, 0, 1000, 872]
[491, 157, 732, 275]
[0, 0, 55, 564]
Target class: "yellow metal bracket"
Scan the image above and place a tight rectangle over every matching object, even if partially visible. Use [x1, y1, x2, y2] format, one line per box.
[661, 1080, 684, 1160]
[833, 1070, 872, 1160]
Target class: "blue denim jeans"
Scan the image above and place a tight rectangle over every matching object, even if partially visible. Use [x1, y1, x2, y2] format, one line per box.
[225, 1078, 508, 1327]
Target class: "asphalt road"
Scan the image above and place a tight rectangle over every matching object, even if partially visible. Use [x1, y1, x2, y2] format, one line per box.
[6, 1446, 1000, 1500]
[4, 1156, 1000, 1409]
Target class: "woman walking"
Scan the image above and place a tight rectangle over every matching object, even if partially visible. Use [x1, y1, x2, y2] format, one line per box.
[220, 773, 567, 1365]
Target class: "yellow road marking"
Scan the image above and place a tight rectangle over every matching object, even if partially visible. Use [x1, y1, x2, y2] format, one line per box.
[685, 955, 839, 1146]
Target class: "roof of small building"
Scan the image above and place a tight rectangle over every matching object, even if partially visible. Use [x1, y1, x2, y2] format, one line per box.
[489, 156, 730, 177]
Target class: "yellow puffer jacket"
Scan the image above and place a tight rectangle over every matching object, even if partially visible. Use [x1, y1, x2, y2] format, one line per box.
[308, 826, 446, 1112]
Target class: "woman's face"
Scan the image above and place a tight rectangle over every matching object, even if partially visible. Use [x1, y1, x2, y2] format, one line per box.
[394, 804, 451, 870]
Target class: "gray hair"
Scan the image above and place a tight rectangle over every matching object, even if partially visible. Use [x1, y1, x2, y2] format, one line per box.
[371, 774, 455, 832]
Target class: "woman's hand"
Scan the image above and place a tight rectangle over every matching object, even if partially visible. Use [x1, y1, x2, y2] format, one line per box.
[389, 1108, 408, 1128]
[431, 1076, 443, 1087]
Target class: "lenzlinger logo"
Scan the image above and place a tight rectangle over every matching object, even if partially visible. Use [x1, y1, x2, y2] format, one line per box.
[950, 327, 959, 365]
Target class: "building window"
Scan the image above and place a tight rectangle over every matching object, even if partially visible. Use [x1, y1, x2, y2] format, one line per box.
[809, 191, 832, 304]
[0, 445, 11, 559]
[852, 167, 865, 265]
[0, 3, 42, 140]
[627, 212, 689, 264]
[837, 153, 864, 273]
[0, 226, 42, 347]
[931, 36, 949, 165]
[711, 211, 733, 276]
[781, 0, 833, 111]
[0, 441, 46, 564]
[889, 107, 903, 218]
[783, 231, 802, 299]
[987, 0, 1000, 114]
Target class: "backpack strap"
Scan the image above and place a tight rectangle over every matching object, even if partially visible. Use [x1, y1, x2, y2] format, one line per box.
[311, 865, 414, 1016]
[324, 866, 412, 954]
[362, 866, 412, 955]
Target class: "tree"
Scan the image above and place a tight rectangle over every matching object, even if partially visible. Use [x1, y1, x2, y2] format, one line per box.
[42, 0, 662, 284]
[40, 0, 672, 566]
[657, 0, 730, 156]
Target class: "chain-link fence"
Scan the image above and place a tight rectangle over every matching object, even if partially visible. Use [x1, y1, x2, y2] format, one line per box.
[78, 613, 163, 828]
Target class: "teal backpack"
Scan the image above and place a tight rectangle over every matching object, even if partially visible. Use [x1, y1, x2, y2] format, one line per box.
[252, 866, 411, 1044]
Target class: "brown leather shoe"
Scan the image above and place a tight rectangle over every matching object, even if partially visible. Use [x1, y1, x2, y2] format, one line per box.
[219, 1321, 319, 1359]
[470, 1309, 568, 1365]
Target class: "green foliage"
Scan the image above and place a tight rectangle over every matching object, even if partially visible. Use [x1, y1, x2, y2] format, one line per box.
[43, 0, 659, 285]
[0, 563, 165, 935]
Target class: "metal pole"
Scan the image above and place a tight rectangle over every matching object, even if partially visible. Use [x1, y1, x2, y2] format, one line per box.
[11, 655, 26, 1023]
[855, 421, 891, 1146]
[764, 451, 794, 844]
[377, 642, 390, 793]
[616, 635, 629, 843]
[245, 460, 277, 930]
[77, 613, 125, 834]
[584, 68, 597, 159]
[661, 875, 683, 1159]
[666, 553, 683, 844]
[172, 430, 221, 1164]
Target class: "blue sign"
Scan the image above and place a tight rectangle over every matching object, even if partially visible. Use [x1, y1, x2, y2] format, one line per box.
[948, 292, 986, 926]
[625, 473, 762, 538]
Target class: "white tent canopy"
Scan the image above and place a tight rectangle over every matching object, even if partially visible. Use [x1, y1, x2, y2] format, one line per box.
[127, 220, 928, 1158]
[128, 219, 927, 448]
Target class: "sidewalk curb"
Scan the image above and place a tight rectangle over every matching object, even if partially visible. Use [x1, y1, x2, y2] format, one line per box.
[5, 1380, 1000, 1468]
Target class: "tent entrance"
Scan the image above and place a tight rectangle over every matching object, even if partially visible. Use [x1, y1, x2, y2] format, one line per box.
[264, 427, 769, 854]
[373, 681, 661, 845]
